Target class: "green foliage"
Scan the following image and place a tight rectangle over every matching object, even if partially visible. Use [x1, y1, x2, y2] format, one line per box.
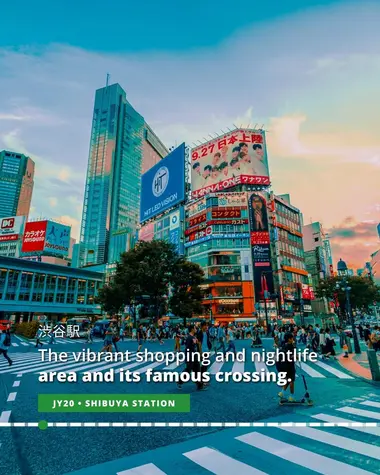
[316, 276, 380, 310]
[15, 321, 40, 339]
[96, 240, 204, 323]
[169, 258, 205, 325]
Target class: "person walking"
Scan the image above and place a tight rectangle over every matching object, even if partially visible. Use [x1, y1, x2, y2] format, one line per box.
[100, 325, 114, 353]
[137, 324, 145, 352]
[0, 329, 13, 366]
[277, 332, 296, 402]
[216, 324, 226, 353]
[177, 325, 206, 391]
[35, 326, 44, 348]
[226, 326, 237, 355]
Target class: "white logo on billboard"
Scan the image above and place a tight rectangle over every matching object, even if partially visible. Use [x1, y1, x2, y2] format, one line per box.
[152, 166, 169, 197]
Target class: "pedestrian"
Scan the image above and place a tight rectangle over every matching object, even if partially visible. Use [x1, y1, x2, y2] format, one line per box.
[100, 325, 113, 353]
[216, 324, 226, 353]
[226, 326, 236, 355]
[174, 326, 181, 352]
[277, 332, 296, 402]
[323, 328, 336, 359]
[119, 326, 124, 342]
[197, 321, 212, 385]
[86, 326, 93, 344]
[35, 326, 44, 348]
[0, 329, 13, 366]
[177, 325, 206, 391]
[137, 324, 144, 352]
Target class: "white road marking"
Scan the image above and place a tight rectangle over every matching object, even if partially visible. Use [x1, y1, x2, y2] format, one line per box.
[184, 446, 268, 474]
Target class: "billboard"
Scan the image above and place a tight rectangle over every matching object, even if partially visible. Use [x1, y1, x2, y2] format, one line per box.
[191, 129, 270, 198]
[22, 221, 48, 253]
[0, 216, 25, 242]
[21, 220, 71, 256]
[140, 143, 186, 223]
[44, 221, 71, 256]
[248, 193, 274, 302]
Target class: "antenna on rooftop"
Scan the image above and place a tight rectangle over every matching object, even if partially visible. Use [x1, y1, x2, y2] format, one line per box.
[106, 73, 110, 87]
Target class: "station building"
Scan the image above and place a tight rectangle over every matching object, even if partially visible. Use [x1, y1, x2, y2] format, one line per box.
[0, 256, 104, 323]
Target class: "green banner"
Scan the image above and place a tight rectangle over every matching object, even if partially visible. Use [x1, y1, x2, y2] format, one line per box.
[38, 394, 190, 413]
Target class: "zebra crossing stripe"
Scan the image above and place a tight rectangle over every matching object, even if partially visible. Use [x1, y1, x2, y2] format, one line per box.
[184, 446, 268, 474]
[313, 360, 353, 379]
[360, 401, 380, 409]
[337, 407, 380, 420]
[253, 360, 269, 374]
[11, 342, 19, 347]
[232, 361, 244, 373]
[209, 360, 224, 374]
[311, 414, 380, 436]
[279, 426, 380, 459]
[236, 432, 374, 474]
[117, 463, 167, 474]
[296, 361, 325, 378]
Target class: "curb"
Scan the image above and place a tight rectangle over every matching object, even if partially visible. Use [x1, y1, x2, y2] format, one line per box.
[337, 353, 379, 384]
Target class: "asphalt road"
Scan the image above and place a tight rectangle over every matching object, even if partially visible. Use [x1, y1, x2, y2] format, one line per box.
[0, 336, 379, 475]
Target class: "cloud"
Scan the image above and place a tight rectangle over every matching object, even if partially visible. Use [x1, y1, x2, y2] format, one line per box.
[48, 197, 58, 207]
[327, 218, 379, 268]
[0, 1, 379, 250]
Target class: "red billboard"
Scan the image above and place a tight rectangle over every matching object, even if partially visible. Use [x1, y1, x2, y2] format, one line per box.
[21, 221, 48, 253]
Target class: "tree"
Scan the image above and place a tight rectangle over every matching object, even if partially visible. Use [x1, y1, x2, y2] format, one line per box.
[169, 259, 205, 326]
[97, 240, 197, 324]
[316, 276, 380, 313]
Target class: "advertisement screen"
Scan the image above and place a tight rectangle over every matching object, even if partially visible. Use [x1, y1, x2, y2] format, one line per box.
[21, 221, 48, 253]
[44, 221, 71, 256]
[191, 129, 270, 198]
[140, 143, 186, 223]
[248, 193, 274, 302]
[0, 216, 25, 242]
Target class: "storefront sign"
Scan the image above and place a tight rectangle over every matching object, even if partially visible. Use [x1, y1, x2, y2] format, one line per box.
[208, 219, 248, 225]
[217, 299, 240, 304]
[211, 208, 241, 218]
[221, 266, 234, 273]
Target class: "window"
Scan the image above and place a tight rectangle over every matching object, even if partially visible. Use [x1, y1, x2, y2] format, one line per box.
[314, 237, 319, 242]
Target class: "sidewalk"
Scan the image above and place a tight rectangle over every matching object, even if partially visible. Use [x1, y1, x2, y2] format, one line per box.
[338, 348, 380, 381]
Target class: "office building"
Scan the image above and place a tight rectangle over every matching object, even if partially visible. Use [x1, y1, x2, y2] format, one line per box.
[270, 194, 312, 318]
[80, 83, 168, 267]
[303, 221, 331, 314]
[0, 150, 34, 218]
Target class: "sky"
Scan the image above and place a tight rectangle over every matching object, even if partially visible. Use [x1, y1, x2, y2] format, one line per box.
[0, 0, 379, 269]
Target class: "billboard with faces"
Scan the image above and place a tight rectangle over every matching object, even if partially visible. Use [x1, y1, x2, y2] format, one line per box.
[191, 129, 270, 198]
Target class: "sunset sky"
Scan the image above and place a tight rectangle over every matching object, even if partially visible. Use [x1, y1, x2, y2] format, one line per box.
[0, 0, 379, 269]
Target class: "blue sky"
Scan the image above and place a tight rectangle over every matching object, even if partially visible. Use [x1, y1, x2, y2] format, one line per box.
[0, 1, 379, 268]
[2, 0, 346, 51]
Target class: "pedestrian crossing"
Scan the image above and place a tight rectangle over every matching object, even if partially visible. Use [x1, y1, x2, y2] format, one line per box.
[0, 350, 355, 380]
[65, 394, 380, 474]
[12, 336, 103, 347]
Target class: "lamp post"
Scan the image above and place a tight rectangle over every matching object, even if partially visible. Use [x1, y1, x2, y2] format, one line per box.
[336, 257, 360, 354]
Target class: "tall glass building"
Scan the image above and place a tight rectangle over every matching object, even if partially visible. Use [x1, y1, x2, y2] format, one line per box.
[80, 83, 168, 267]
[0, 150, 35, 218]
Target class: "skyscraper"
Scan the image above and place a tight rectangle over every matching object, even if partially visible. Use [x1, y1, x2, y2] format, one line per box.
[80, 83, 168, 267]
[0, 150, 35, 218]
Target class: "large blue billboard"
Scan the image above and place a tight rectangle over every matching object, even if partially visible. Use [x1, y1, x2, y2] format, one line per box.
[140, 143, 186, 223]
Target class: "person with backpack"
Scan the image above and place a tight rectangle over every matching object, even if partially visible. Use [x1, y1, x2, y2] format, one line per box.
[0, 329, 13, 366]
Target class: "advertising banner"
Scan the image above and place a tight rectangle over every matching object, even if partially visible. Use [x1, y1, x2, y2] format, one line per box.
[211, 208, 241, 219]
[139, 222, 155, 242]
[21, 221, 48, 253]
[191, 129, 270, 198]
[302, 284, 311, 299]
[0, 216, 25, 242]
[248, 193, 274, 302]
[44, 221, 71, 256]
[212, 192, 247, 207]
[169, 208, 184, 255]
[140, 143, 186, 223]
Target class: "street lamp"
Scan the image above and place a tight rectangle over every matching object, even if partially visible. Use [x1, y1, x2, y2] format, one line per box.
[335, 262, 361, 354]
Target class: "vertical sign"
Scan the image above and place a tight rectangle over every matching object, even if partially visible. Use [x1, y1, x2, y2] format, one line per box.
[248, 193, 274, 302]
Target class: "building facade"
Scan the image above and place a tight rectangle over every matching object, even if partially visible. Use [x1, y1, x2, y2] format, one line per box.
[270, 194, 312, 318]
[0, 150, 34, 218]
[303, 221, 332, 314]
[0, 257, 103, 322]
[185, 193, 255, 323]
[79, 83, 168, 268]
